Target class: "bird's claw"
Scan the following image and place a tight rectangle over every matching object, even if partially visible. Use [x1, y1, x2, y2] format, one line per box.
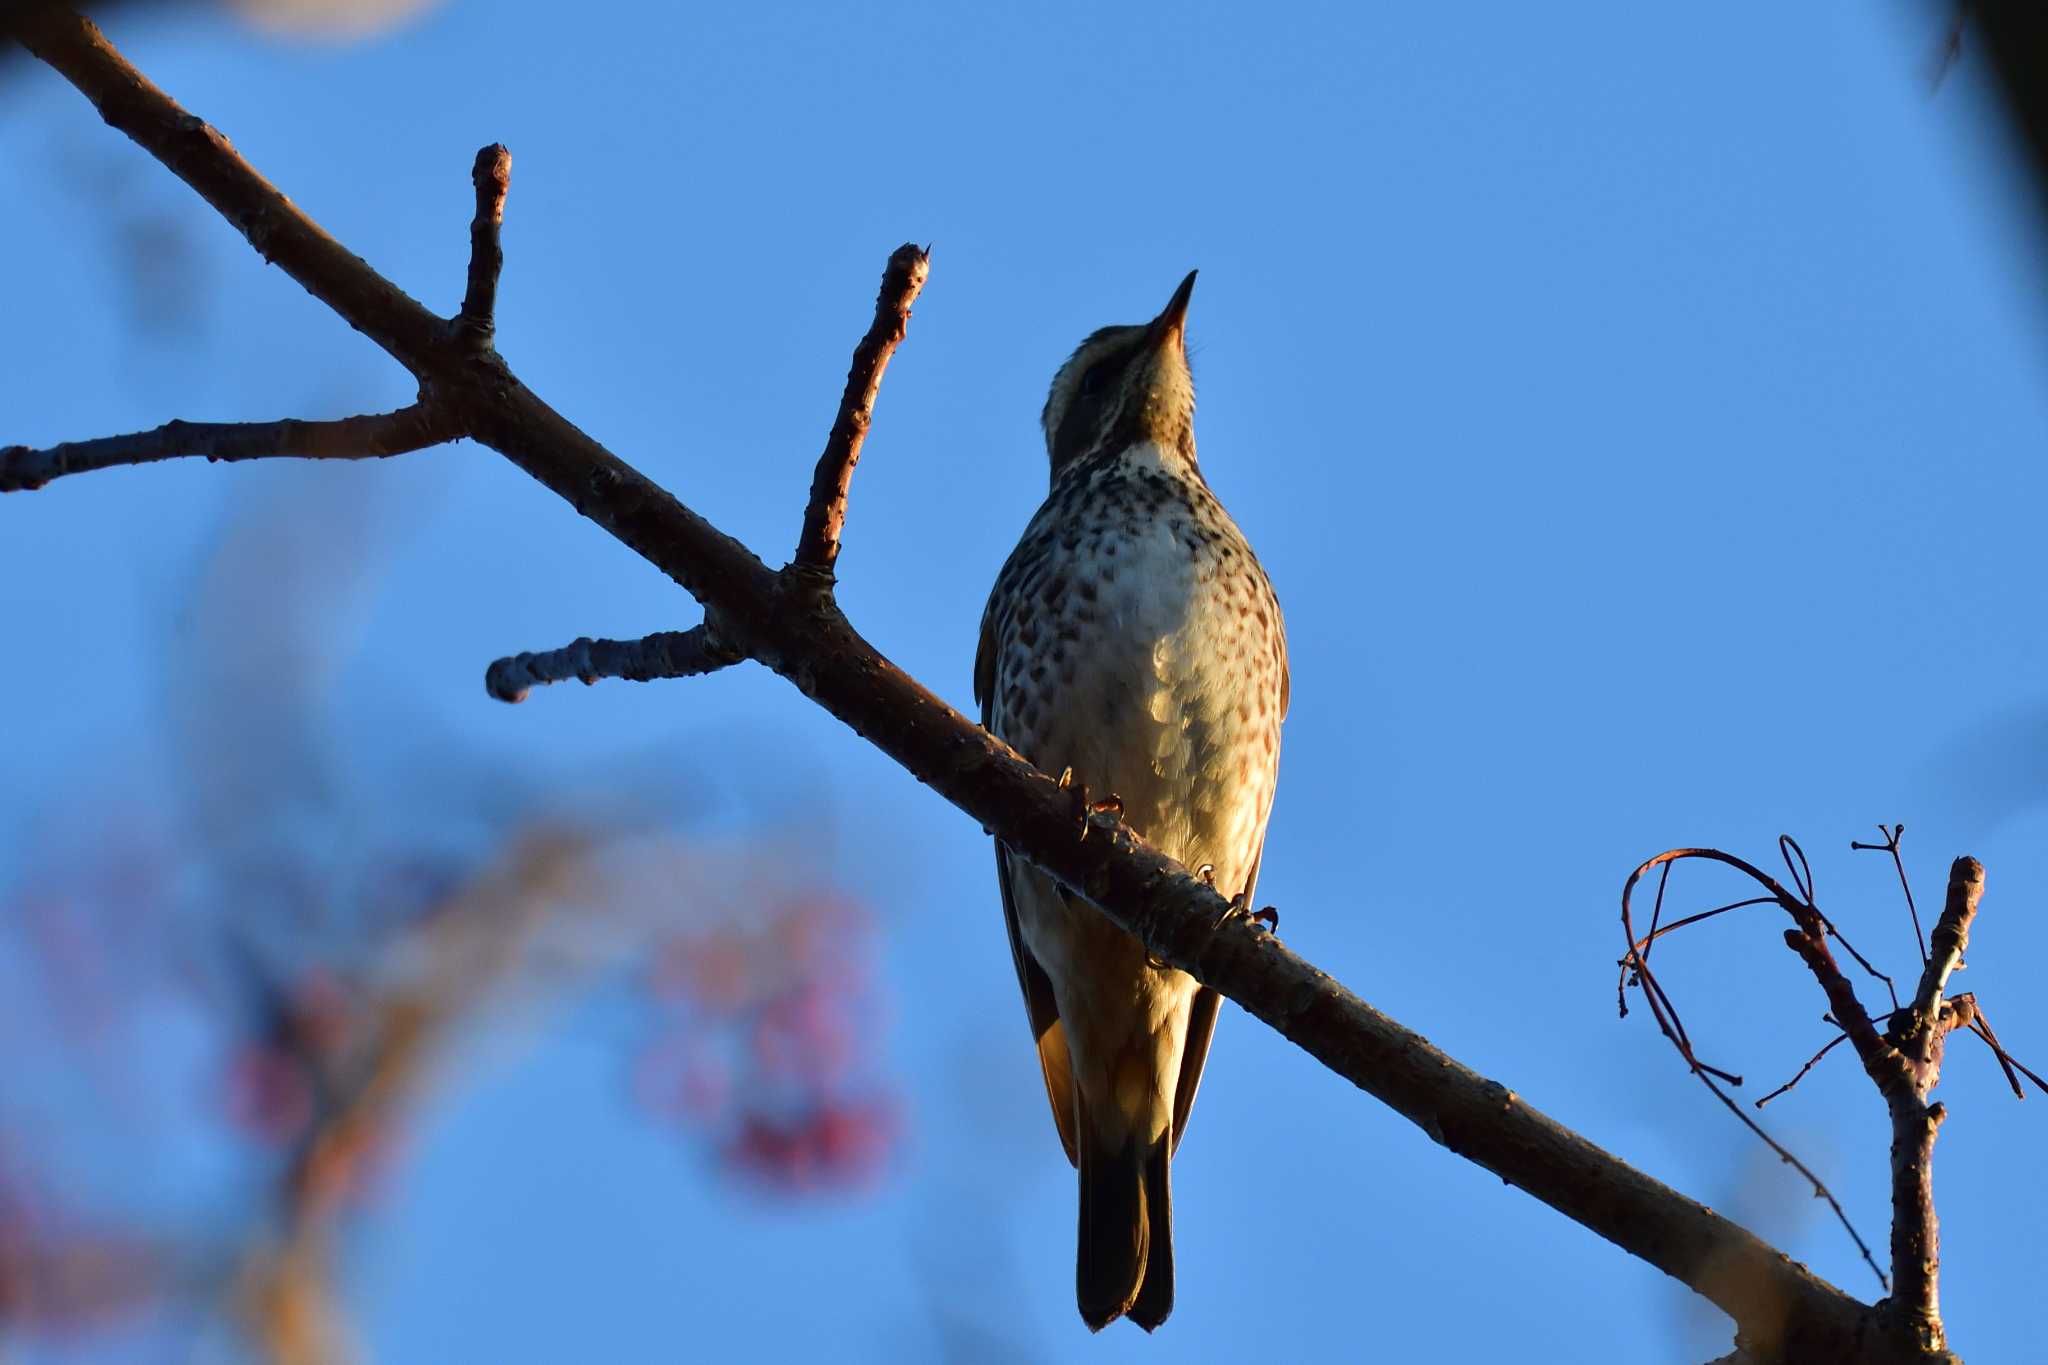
[1060, 768, 1125, 841]
[1059, 766, 1089, 836]
[1214, 889, 1279, 936]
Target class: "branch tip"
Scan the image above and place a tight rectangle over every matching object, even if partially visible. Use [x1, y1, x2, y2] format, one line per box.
[1912, 857, 1983, 1032]
[485, 625, 739, 703]
[791, 242, 933, 575]
[459, 143, 512, 341]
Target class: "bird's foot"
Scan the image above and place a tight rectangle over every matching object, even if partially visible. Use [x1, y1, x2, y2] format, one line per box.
[1058, 767, 1125, 841]
[1058, 766, 1088, 836]
[1213, 888, 1280, 936]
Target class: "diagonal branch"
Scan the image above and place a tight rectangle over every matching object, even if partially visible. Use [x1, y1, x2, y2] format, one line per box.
[0, 404, 460, 492]
[484, 624, 740, 702]
[792, 242, 931, 575]
[10, 5, 451, 373]
[3, 11, 1960, 1362]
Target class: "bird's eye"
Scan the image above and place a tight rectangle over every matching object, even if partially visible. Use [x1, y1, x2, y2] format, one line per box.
[1078, 361, 1113, 397]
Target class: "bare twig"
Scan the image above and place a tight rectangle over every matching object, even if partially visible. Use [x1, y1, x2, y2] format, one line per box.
[1784, 832, 1899, 1014]
[1619, 849, 1888, 1290]
[1851, 824, 1927, 965]
[0, 405, 458, 492]
[792, 242, 931, 576]
[1968, 1003, 2045, 1099]
[1623, 895, 1780, 959]
[484, 624, 739, 702]
[458, 143, 511, 344]
[1965, 1009, 2024, 1100]
[1755, 1030, 1850, 1109]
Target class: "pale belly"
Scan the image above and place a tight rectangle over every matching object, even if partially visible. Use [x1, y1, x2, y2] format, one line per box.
[989, 513, 1282, 891]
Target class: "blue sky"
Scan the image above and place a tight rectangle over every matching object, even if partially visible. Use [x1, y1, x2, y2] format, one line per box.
[4, 2, 2048, 1360]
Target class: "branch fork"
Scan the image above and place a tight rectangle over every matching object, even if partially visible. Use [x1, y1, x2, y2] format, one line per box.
[1621, 841, 2008, 1362]
[480, 239, 929, 700]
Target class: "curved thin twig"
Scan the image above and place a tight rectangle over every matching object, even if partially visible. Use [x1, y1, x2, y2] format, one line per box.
[1620, 847, 1889, 1290]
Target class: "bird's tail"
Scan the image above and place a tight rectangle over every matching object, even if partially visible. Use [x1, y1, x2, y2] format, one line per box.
[1077, 1124, 1174, 1332]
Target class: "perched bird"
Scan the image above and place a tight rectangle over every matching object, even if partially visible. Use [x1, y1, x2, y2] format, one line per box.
[974, 273, 1288, 1331]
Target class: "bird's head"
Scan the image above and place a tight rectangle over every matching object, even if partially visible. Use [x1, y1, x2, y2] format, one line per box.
[1040, 271, 1198, 479]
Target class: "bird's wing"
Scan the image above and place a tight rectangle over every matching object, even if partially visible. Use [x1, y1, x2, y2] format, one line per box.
[1168, 839, 1264, 1154]
[978, 598, 1079, 1166]
[996, 843, 1078, 1165]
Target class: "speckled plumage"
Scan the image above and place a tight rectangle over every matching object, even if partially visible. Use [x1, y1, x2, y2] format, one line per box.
[974, 275, 1287, 1332]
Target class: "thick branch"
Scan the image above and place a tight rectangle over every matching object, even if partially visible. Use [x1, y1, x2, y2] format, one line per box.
[484, 624, 738, 702]
[792, 242, 930, 575]
[1909, 858, 1982, 1061]
[0, 404, 458, 492]
[1883, 857, 1983, 1348]
[7, 12, 1939, 1361]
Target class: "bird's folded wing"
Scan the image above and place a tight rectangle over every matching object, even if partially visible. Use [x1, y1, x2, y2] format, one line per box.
[996, 841, 1079, 1165]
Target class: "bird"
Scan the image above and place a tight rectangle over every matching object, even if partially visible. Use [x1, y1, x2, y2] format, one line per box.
[974, 272, 1288, 1332]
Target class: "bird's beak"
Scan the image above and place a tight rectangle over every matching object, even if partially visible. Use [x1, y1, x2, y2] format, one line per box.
[1146, 270, 1197, 357]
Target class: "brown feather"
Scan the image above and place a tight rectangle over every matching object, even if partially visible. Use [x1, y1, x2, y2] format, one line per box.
[982, 619, 1079, 1164]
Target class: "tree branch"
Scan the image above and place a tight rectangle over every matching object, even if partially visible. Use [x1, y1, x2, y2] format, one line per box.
[10, 4, 451, 374]
[484, 624, 739, 702]
[459, 143, 510, 345]
[792, 242, 930, 575]
[1623, 843, 1989, 1362]
[3, 10, 1964, 1360]
[1909, 858, 1982, 1053]
[0, 404, 458, 492]
[1881, 857, 1982, 1349]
